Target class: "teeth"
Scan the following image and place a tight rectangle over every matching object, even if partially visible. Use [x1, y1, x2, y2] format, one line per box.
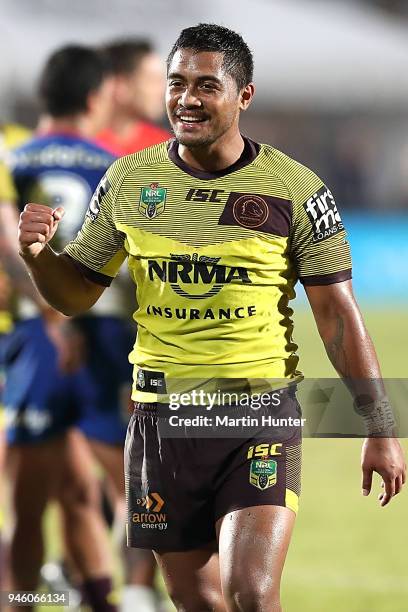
[179, 116, 203, 122]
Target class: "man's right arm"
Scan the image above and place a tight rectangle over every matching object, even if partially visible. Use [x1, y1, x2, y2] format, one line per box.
[18, 203, 105, 316]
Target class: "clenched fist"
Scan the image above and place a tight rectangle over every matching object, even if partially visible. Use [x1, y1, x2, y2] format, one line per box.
[18, 203, 65, 258]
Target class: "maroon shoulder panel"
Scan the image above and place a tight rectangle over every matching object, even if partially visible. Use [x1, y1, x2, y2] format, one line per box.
[218, 192, 292, 237]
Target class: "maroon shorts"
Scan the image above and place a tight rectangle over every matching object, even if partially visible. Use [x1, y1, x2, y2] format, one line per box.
[125, 389, 302, 552]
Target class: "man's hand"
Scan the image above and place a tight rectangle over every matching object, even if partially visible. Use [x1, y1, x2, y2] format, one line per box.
[361, 438, 406, 506]
[18, 203, 65, 258]
[306, 282, 406, 507]
[15, 202, 105, 317]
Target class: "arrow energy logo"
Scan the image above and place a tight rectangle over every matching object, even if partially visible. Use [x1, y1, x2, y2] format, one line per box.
[138, 492, 164, 512]
[132, 492, 168, 530]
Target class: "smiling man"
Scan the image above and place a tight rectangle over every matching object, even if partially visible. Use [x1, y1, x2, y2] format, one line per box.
[17, 23, 406, 612]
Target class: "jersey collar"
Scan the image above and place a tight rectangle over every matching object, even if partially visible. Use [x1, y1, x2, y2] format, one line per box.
[167, 136, 260, 180]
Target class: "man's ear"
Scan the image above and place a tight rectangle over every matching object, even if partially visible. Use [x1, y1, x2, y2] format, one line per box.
[240, 83, 255, 111]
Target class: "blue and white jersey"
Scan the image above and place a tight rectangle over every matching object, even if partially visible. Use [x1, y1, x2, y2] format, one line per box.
[11, 132, 114, 245]
[10, 132, 127, 317]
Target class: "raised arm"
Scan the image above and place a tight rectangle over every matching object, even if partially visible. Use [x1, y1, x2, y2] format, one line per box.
[305, 280, 406, 505]
[0, 200, 51, 311]
[18, 203, 105, 316]
[0, 161, 63, 316]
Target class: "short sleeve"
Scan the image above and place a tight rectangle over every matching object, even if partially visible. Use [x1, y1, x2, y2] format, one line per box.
[289, 166, 352, 286]
[64, 162, 127, 287]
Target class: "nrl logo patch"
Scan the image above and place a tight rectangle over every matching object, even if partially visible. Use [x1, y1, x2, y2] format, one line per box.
[139, 182, 167, 219]
[249, 459, 277, 490]
[137, 369, 146, 389]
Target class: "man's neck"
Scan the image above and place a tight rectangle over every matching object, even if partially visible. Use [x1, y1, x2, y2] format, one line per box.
[39, 115, 95, 139]
[178, 131, 245, 172]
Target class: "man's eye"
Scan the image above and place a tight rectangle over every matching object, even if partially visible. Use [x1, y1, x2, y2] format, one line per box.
[170, 81, 184, 88]
[201, 83, 216, 90]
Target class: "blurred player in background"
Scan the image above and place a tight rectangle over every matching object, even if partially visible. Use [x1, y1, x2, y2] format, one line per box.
[0, 159, 63, 597]
[0, 123, 33, 326]
[3, 46, 119, 611]
[96, 39, 170, 156]
[96, 38, 171, 612]
[0, 123, 32, 588]
[0, 123, 59, 337]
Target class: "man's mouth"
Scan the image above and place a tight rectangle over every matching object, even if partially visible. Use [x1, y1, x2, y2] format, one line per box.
[175, 113, 208, 125]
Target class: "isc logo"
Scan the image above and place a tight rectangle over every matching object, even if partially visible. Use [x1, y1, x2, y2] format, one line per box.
[247, 443, 283, 459]
[186, 188, 225, 203]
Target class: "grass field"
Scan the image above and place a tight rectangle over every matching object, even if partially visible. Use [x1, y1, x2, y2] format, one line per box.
[283, 306, 408, 612]
[40, 306, 408, 611]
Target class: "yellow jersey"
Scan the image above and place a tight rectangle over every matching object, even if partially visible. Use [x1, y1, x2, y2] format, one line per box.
[0, 123, 32, 329]
[65, 138, 352, 401]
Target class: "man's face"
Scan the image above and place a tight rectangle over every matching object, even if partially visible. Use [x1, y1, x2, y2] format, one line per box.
[119, 52, 166, 121]
[166, 49, 248, 148]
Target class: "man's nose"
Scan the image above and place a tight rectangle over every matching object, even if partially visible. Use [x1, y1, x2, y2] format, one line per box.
[178, 87, 202, 108]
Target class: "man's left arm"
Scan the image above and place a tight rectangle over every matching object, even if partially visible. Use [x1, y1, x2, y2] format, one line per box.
[305, 280, 406, 506]
[287, 162, 406, 506]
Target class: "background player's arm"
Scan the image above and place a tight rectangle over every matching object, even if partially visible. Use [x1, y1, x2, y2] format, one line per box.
[305, 280, 406, 505]
[18, 203, 105, 316]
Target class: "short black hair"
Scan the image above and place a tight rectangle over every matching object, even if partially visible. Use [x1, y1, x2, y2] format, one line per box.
[39, 45, 109, 117]
[103, 39, 153, 75]
[167, 23, 253, 90]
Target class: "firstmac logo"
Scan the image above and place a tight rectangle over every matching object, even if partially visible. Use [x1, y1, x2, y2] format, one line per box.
[303, 186, 343, 242]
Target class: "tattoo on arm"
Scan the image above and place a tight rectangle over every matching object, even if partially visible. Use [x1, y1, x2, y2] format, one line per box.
[324, 314, 351, 378]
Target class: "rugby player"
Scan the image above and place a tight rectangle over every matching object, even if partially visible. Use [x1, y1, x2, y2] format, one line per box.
[0, 126, 53, 594]
[18, 24, 406, 612]
[5, 47, 119, 611]
[96, 39, 170, 156]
